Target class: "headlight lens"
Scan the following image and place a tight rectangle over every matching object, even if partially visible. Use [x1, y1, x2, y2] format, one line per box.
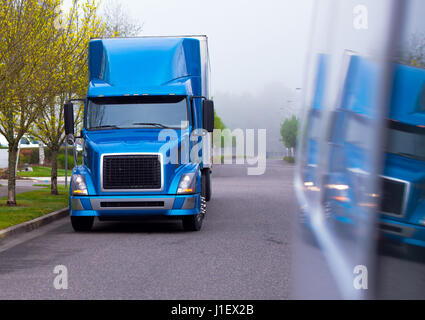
[177, 172, 196, 194]
[71, 174, 88, 195]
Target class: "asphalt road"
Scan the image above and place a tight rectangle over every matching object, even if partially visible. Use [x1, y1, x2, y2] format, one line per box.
[0, 160, 294, 299]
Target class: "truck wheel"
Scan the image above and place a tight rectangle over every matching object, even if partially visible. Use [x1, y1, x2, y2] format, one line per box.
[203, 169, 212, 202]
[71, 216, 94, 232]
[182, 175, 207, 231]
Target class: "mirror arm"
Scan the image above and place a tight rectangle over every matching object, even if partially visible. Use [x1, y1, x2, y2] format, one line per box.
[190, 95, 207, 101]
[67, 98, 85, 103]
[73, 143, 78, 167]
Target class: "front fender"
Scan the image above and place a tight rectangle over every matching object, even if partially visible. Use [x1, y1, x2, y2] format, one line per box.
[70, 165, 96, 196]
[170, 163, 201, 194]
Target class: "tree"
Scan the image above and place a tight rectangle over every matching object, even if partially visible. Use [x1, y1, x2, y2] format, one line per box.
[0, 0, 61, 205]
[31, 0, 105, 195]
[214, 111, 226, 130]
[280, 115, 298, 151]
[400, 33, 425, 69]
[212, 111, 232, 149]
[101, 0, 143, 37]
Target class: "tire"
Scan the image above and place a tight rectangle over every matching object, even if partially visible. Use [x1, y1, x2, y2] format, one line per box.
[182, 174, 207, 231]
[71, 216, 94, 232]
[203, 168, 212, 202]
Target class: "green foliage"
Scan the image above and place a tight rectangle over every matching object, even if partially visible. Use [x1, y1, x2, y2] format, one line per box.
[398, 33, 425, 69]
[17, 147, 82, 170]
[57, 153, 82, 170]
[214, 111, 226, 130]
[17, 166, 66, 177]
[0, 185, 68, 230]
[283, 156, 295, 163]
[280, 115, 299, 149]
[213, 111, 236, 148]
[0, 0, 105, 203]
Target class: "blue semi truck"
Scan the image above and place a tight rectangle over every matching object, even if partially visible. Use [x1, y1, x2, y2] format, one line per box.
[326, 57, 425, 248]
[300, 53, 425, 249]
[63, 36, 214, 232]
[378, 63, 425, 247]
[292, 0, 425, 299]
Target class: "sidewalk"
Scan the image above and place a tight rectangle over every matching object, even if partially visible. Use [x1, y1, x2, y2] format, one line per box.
[0, 178, 66, 197]
[23, 176, 67, 183]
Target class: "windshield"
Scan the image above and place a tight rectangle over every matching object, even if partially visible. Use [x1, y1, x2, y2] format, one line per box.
[386, 120, 425, 162]
[86, 95, 189, 130]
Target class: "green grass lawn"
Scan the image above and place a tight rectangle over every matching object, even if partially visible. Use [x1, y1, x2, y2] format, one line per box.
[0, 185, 68, 230]
[17, 166, 68, 177]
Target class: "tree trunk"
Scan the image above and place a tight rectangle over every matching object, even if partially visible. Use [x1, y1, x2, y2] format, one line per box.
[39, 144, 45, 166]
[7, 144, 18, 206]
[50, 148, 59, 195]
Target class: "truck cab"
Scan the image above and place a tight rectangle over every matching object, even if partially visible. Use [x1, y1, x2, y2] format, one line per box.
[64, 36, 214, 232]
[314, 55, 425, 248]
[379, 63, 425, 247]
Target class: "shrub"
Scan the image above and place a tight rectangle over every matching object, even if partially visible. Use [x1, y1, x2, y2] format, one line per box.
[16, 146, 83, 169]
[283, 156, 295, 164]
[18, 148, 39, 167]
[57, 153, 82, 169]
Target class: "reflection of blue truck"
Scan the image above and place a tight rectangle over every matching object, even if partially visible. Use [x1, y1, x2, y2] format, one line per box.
[379, 64, 425, 248]
[323, 55, 425, 248]
[64, 36, 214, 232]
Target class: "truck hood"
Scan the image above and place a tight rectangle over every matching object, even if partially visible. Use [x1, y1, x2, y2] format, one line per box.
[84, 129, 187, 195]
[85, 129, 180, 154]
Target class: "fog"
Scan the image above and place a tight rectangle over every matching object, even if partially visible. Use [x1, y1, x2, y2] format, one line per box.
[214, 83, 302, 155]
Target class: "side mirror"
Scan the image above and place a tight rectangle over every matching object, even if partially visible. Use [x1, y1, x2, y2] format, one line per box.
[64, 102, 75, 145]
[64, 102, 74, 136]
[202, 100, 214, 133]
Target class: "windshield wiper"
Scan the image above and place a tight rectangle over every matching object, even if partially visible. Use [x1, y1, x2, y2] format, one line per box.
[132, 122, 170, 128]
[90, 125, 120, 130]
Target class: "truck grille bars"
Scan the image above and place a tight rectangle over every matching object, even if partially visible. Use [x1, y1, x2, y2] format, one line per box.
[102, 154, 162, 191]
[379, 177, 409, 216]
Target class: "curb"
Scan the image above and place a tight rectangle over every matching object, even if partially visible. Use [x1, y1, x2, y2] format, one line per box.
[0, 208, 69, 244]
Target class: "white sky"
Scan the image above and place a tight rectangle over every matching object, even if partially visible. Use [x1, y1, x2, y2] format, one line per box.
[64, 0, 315, 96]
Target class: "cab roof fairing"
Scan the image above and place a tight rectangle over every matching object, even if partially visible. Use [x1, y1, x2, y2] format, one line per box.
[388, 63, 425, 126]
[87, 37, 204, 98]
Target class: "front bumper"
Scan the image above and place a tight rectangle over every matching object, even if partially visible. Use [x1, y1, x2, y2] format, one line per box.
[70, 194, 200, 217]
[316, 201, 425, 248]
[379, 217, 425, 248]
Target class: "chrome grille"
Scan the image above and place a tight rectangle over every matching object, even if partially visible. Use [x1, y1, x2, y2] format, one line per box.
[102, 154, 162, 190]
[379, 177, 408, 216]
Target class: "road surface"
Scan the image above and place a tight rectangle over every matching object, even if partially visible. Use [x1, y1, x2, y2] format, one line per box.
[0, 160, 295, 299]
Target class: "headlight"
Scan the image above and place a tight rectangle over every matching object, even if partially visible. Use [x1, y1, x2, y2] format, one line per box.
[177, 172, 196, 194]
[71, 174, 88, 195]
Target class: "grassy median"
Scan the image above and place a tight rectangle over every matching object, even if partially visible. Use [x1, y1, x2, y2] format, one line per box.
[0, 185, 68, 230]
[17, 166, 67, 177]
